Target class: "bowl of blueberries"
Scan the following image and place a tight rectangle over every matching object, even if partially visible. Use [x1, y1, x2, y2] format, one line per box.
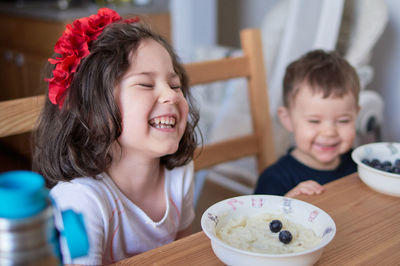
[351, 142, 400, 197]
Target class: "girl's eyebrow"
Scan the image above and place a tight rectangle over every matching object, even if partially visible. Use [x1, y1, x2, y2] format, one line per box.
[121, 72, 153, 81]
[130, 72, 154, 77]
[128, 72, 179, 79]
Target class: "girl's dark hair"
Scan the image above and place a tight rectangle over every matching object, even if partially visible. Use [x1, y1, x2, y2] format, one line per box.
[32, 23, 200, 187]
[282, 49, 360, 108]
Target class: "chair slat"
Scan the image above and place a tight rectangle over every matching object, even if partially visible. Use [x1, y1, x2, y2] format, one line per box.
[185, 56, 250, 85]
[194, 135, 258, 171]
[241, 29, 276, 173]
[0, 95, 44, 138]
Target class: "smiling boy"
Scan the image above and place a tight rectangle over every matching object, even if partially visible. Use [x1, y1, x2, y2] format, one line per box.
[254, 50, 360, 197]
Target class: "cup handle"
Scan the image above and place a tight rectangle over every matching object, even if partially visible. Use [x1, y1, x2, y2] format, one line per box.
[61, 209, 90, 258]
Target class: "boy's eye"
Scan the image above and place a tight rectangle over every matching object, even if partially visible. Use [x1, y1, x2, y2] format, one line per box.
[338, 119, 350, 124]
[308, 120, 320, 124]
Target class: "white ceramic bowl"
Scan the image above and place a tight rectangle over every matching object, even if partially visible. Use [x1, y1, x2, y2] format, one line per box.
[201, 195, 336, 266]
[351, 142, 400, 197]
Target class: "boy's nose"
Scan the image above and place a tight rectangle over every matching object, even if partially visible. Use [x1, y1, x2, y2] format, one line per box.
[320, 122, 338, 136]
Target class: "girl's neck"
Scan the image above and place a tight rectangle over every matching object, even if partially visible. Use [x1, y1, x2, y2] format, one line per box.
[107, 151, 164, 201]
[107, 151, 167, 221]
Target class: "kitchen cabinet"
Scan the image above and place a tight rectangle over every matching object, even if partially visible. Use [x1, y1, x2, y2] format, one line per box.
[0, 12, 170, 101]
[0, 10, 170, 160]
[0, 15, 67, 100]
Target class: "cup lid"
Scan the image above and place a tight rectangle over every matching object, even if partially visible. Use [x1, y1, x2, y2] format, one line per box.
[0, 171, 48, 219]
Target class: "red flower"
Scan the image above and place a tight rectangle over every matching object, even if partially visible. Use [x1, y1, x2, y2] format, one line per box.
[46, 8, 123, 108]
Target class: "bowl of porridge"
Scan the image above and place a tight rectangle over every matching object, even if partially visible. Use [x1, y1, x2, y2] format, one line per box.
[201, 195, 335, 266]
[351, 142, 400, 197]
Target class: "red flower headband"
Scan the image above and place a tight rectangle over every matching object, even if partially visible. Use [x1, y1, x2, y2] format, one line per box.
[45, 8, 139, 108]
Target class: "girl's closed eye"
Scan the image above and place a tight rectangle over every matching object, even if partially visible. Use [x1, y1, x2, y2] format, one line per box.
[169, 75, 181, 90]
[308, 119, 320, 124]
[138, 83, 154, 88]
[170, 83, 181, 90]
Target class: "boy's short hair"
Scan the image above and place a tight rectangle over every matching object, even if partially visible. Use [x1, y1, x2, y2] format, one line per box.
[282, 49, 360, 108]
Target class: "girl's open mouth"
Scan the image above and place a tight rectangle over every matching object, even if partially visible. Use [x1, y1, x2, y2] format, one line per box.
[149, 116, 176, 129]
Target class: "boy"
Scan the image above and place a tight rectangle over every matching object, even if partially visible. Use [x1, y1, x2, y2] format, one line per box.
[254, 50, 360, 197]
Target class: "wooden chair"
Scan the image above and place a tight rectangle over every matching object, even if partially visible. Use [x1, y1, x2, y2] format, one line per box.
[0, 28, 275, 184]
[0, 95, 44, 139]
[188, 28, 276, 179]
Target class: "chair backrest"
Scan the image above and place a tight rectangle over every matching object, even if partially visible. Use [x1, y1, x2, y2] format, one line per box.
[188, 28, 275, 174]
[0, 95, 44, 138]
[0, 28, 275, 175]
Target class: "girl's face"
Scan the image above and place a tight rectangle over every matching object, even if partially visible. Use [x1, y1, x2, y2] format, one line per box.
[114, 39, 189, 160]
[278, 85, 359, 170]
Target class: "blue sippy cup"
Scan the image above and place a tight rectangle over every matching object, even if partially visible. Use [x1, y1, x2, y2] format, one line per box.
[0, 170, 89, 265]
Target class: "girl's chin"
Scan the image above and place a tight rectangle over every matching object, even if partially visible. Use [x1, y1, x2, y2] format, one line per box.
[159, 146, 179, 157]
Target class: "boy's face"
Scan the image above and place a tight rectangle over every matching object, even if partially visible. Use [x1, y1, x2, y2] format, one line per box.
[278, 85, 359, 170]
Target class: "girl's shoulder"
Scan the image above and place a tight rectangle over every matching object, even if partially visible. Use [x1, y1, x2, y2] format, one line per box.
[51, 175, 106, 195]
[50, 174, 117, 211]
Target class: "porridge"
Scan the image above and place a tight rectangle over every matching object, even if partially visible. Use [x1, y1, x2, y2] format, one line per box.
[217, 213, 321, 254]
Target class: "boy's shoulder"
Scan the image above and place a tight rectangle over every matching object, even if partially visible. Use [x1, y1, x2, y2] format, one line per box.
[261, 148, 356, 180]
[261, 151, 299, 176]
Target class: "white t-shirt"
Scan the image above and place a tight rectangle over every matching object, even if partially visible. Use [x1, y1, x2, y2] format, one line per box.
[50, 161, 195, 265]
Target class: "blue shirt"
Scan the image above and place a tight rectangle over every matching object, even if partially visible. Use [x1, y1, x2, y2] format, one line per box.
[254, 148, 356, 196]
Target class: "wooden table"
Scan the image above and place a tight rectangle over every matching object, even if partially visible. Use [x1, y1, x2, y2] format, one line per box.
[113, 173, 400, 265]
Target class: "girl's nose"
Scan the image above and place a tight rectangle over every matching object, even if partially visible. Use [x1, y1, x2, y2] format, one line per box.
[158, 85, 179, 104]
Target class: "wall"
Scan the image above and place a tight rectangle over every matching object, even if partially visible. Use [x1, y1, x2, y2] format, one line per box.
[369, 0, 400, 141]
[218, 0, 277, 47]
[170, 0, 217, 62]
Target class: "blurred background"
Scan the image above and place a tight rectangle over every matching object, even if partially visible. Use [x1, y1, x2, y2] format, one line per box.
[0, 0, 399, 231]
[170, 0, 398, 145]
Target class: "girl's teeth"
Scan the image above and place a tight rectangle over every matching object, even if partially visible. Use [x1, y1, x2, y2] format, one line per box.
[149, 116, 176, 128]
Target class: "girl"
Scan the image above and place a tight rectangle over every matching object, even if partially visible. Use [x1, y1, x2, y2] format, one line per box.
[33, 8, 199, 265]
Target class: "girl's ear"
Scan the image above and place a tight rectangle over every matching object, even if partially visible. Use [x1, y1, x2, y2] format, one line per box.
[277, 106, 294, 132]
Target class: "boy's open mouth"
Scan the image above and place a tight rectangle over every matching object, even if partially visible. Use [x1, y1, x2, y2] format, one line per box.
[314, 142, 339, 151]
[149, 116, 176, 129]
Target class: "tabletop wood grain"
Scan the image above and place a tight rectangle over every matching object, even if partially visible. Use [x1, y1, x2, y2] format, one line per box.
[113, 173, 400, 266]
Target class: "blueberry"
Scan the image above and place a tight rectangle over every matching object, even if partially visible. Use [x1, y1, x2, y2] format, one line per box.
[269, 220, 282, 233]
[371, 159, 380, 167]
[361, 159, 370, 165]
[392, 167, 400, 175]
[395, 159, 400, 166]
[382, 160, 392, 167]
[279, 230, 293, 244]
[382, 165, 392, 172]
[373, 164, 384, 170]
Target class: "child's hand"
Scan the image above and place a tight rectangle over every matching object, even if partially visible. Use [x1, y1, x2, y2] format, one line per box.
[285, 180, 324, 198]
